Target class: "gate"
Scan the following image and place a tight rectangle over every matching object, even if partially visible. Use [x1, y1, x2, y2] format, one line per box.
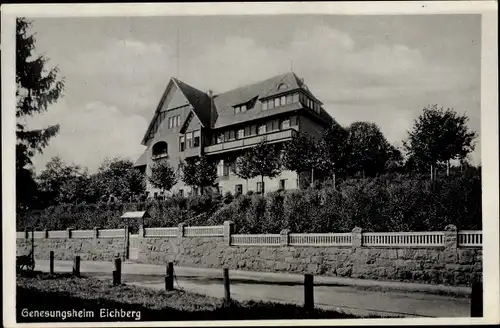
[129, 234, 139, 260]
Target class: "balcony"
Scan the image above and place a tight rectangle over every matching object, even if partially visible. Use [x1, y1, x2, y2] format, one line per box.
[204, 128, 298, 155]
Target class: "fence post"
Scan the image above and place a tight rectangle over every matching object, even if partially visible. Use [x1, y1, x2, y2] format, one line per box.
[351, 227, 363, 250]
[280, 229, 290, 247]
[113, 257, 122, 286]
[93, 227, 99, 240]
[44, 229, 49, 239]
[124, 225, 129, 261]
[139, 224, 145, 237]
[304, 274, 314, 311]
[223, 268, 230, 301]
[178, 223, 185, 239]
[471, 279, 483, 317]
[444, 224, 458, 251]
[165, 262, 174, 291]
[73, 256, 80, 277]
[223, 221, 234, 246]
[66, 228, 73, 239]
[49, 251, 55, 275]
[24, 229, 29, 239]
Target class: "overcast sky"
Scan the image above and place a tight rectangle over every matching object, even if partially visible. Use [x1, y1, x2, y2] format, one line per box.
[23, 14, 481, 173]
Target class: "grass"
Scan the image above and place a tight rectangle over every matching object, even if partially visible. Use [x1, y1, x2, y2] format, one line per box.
[17, 271, 366, 322]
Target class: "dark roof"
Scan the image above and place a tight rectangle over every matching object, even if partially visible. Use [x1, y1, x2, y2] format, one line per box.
[142, 72, 332, 141]
[212, 72, 313, 128]
[172, 78, 213, 128]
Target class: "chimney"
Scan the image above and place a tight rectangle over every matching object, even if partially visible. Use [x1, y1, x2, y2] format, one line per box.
[208, 90, 213, 98]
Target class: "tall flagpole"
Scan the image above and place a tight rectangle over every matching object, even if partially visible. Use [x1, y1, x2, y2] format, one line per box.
[176, 27, 180, 79]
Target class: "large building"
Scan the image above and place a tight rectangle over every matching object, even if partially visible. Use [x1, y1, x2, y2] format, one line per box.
[134, 72, 334, 198]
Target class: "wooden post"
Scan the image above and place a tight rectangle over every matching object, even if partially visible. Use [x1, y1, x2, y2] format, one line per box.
[304, 274, 314, 311]
[113, 257, 121, 286]
[31, 228, 35, 263]
[49, 251, 55, 275]
[223, 268, 230, 301]
[165, 262, 174, 291]
[73, 256, 80, 277]
[471, 280, 483, 317]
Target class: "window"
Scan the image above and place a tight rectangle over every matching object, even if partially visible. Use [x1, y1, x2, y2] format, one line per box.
[179, 136, 185, 151]
[286, 94, 294, 104]
[258, 124, 267, 134]
[279, 179, 287, 190]
[228, 130, 235, 141]
[256, 181, 265, 193]
[262, 101, 268, 111]
[186, 132, 193, 148]
[274, 98, 280, 107]
[293, 93, 299, 103]
[176, 115, 181, 126]
[152, 141, 168, 157]
[217, 133, 224, 144]
[241, 104, 247, 112]
[235, 106, 241, 114]
[237, 129, 245, 139]
[268, 99, 275, 109]
[280, 96, 286, 106]
[193, 130, 200, 147]
[278, 83, 288, 90]
[235, 184, 243, 194]
[281, 119, 290, 130]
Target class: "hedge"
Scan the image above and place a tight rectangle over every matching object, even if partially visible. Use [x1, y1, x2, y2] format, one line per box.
[17, 174, 481, 233]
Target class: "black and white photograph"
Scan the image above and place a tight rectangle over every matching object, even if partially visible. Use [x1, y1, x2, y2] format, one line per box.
[2, 2, 499, 326]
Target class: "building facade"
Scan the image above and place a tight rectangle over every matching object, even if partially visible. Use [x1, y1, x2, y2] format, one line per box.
[134, 72, 334, 198]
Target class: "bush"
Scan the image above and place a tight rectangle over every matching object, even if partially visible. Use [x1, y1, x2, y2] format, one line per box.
[18, 174, 481, 233]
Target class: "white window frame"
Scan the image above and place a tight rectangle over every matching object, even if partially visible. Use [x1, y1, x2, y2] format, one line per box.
[258, 124, 267, 135]
[237, 129, 245, 139]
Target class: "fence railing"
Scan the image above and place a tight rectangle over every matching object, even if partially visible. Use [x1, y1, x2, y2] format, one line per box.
[144, 227, 178, 238]
[231, 234, 281, 246]
[362, 231, 445, 247]
[98, 229, 125, 238]
[458, 231, 482, 247]
[289, 233, 352, 246]
[71, 230, 94, 239]
[15, 225, 483, 249]
[184, 226, 224, 237]
[47, 230, 68, 239]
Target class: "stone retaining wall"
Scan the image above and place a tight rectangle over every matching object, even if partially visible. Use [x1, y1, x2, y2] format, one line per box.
[135, 224, 482, 286]
[16, 224, 482, 286]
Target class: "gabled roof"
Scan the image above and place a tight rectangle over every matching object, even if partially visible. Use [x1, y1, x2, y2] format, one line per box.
[172, 78, 212, 128]
[212, 72, 320, 128]
[141, 78, 212, 145]
[141, 72, 332, 141]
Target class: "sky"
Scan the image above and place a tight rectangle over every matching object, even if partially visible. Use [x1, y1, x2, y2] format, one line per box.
[22, 14, 482, 173]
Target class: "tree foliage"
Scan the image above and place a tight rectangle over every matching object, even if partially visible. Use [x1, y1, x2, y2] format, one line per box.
[403, 105, 477, 171]
[320, 121, 350, 176]
[16, 18, 65, 211]
[90, 158, 146, 202]
[148, 159, 178, 193]
[238, 140, 282, 193]
[181, 156, 218, 194]
[346, 122, 393, 177]
[282, 133, 319, 174]
[37, 157, 83, 207]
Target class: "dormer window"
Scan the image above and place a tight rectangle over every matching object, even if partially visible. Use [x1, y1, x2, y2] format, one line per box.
[278, 83, 288, 90]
